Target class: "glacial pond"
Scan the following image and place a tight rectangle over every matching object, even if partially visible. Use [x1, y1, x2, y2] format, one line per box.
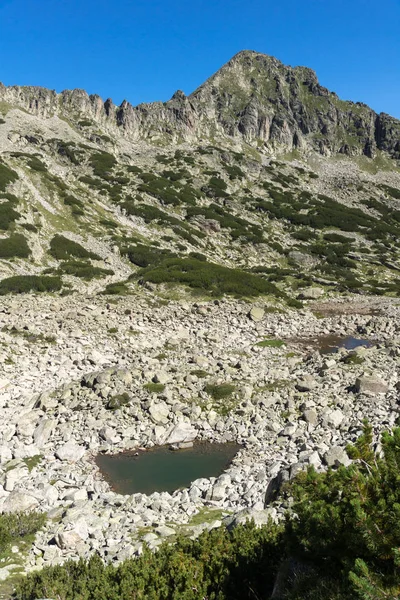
[316, 335, 374, 355]
[95, 442, 241, 495]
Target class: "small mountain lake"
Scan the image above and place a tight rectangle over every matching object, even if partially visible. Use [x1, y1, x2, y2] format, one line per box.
[317, 335, 374, 354]
[289, 335, 374, 355]
[95, 442, 241, 495]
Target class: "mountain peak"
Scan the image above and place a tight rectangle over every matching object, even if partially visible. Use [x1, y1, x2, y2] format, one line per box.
[0, 52, 399, 159]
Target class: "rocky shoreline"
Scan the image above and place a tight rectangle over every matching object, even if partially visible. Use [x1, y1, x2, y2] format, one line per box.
[0, 293, 399, 580]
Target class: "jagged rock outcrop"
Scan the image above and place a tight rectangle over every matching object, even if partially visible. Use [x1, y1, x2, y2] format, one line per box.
[1, 50, 399, 156]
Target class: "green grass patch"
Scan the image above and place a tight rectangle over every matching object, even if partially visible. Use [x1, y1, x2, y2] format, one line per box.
[143, 383, 166, 393]
[255, 339, 285, 348]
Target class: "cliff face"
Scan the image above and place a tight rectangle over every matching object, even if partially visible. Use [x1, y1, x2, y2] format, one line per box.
[1, 50, 399, 158]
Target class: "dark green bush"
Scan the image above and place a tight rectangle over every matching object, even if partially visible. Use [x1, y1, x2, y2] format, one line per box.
[49, 235, 101, 261]
[27, 156, 47, 172]
[57, 261, 113, 279]
[0, 200, 20, 230]
[136, 257, 284, 298]
[123, 243, 176, 268]
[100, 281, 130, 295]
[0, 512, 46, 555]
[89, 152, 117, 179]
[15, 521, 283, 600]
[0, 161, 18, 192]
[205, 383, 236, 400]
[0, 233, 30, 257]
[0, 275, 62, 294]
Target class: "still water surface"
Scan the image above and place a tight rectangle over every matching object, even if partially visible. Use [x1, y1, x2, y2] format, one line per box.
[95, 442, 241, 495]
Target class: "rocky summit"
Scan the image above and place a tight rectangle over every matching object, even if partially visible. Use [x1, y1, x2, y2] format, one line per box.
[0, 51, 400, 596]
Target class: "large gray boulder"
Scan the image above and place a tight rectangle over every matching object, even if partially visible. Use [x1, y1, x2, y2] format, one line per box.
[248, 306, 264, 322]
[355, 375, 388, 394]
[225, 508, 277, 530]
[323, 446, 351, 468]
[161, 422, 197, 445]
[55, 443, 85, 462]
[2, 491, 39, 513]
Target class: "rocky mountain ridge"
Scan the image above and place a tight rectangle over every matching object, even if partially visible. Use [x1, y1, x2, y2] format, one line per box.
[1, 50, 400, 157]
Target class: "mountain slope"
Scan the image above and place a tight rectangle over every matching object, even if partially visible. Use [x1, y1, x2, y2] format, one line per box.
[0, 51, 399, 302]
[1, 50, 400, 157]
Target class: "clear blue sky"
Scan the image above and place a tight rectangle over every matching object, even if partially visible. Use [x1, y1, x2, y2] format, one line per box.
[0, 0, 399, 118]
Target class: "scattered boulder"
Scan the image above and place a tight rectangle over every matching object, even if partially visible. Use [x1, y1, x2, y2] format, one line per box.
[55, 443, 85, 462]
[355, 375, 388, 395]
[55, 530, 84, 550]
[296, 375, 317, 392]
[249, 306, 264, 322]
[323, 446, 351, 468]
[2, 491, 39, 513]
[161, 422, 197, 445]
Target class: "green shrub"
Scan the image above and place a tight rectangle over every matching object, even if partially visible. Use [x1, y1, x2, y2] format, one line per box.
[57, 261, 113, 279]
[0, 161, 18, 192]
[0, 512, 46, 555]
[27, 156, 47, 172]
[100, 281, 130, 295]
[136, 257, 284, 299]
[63, 195, 84, 211]
[284, 424, 400, 597]
[205, 383, 236, 400]
[49, 235, 101, 260]
[143, 382, 166, 393]
[15, 521, 283, 600]
[89, 151, 117, 180]
[0, 200, 20, 230]
[0, 275, 62, 294]
[20, 223, 38, 232]
[123, 243, 176, 268]
[0, 233, 30, 257]
[126, 165, 143, 174]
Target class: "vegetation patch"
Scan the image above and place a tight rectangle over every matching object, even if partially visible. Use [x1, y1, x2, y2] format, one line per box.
[0, 234, 30, 258]
[0, 512, 46, 557]
[49, 235, 101, 261]
[205, 383, 236, 400]
[0, 275, 62, 295]
[255, 338, 286, 348]
[143, 382, 166, 393]
[0, 199, 21, 230]
[135, 257, 286, 299]
[101, 281, 131, 295]
[0, 162, 18, 192]
[56, 261, 113, 280]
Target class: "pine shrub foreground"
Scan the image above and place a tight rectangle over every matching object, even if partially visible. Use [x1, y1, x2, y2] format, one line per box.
[13, 425, 400, 600]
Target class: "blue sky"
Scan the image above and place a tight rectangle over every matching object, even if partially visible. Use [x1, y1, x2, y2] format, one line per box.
[0, 0, 399, 118]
